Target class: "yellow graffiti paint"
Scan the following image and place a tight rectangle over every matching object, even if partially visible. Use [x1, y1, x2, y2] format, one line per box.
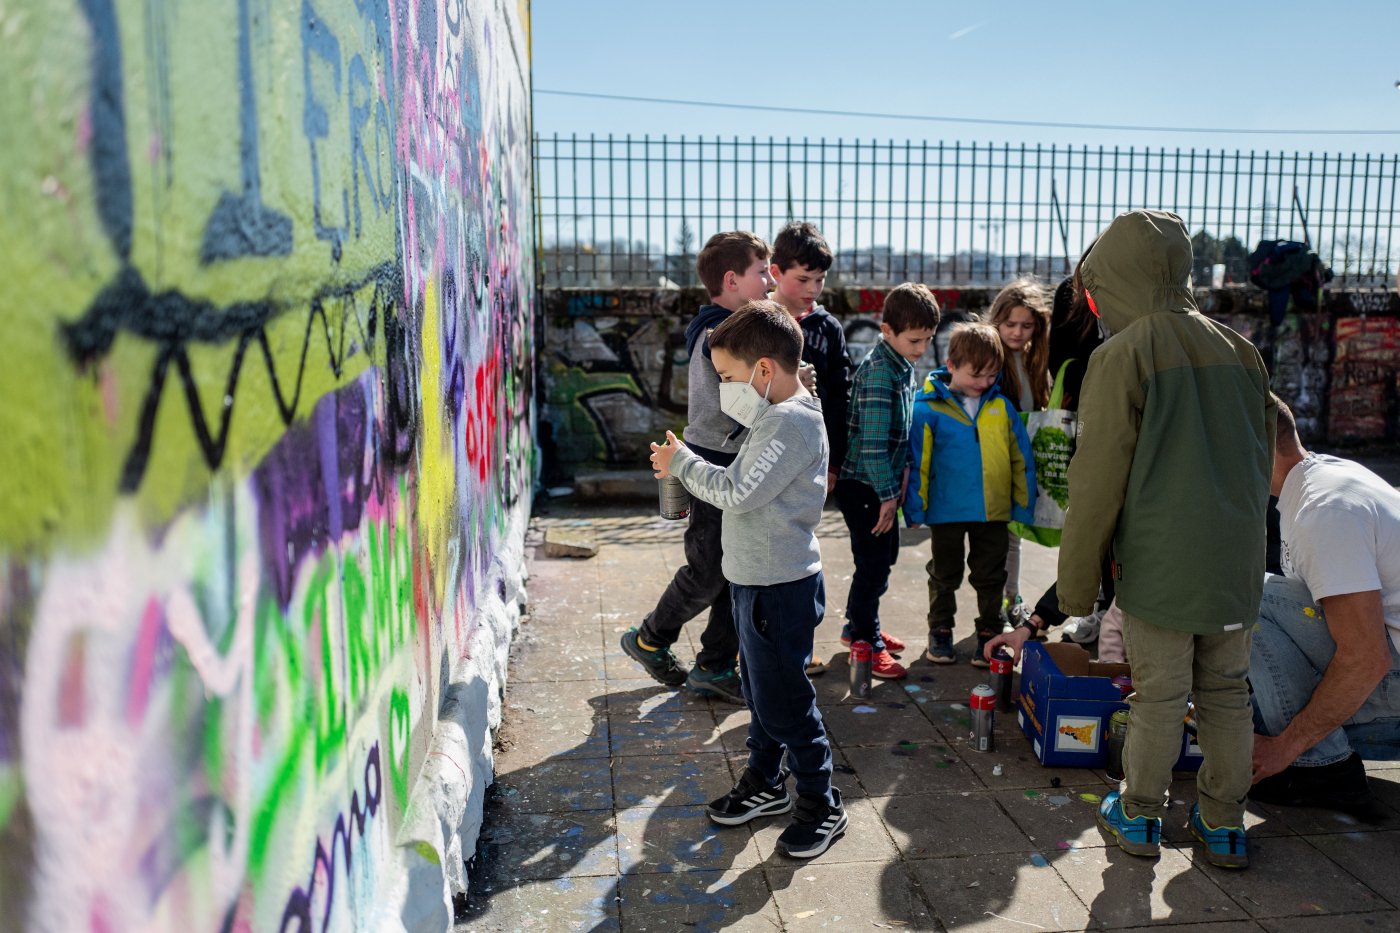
[415, 276, 455, 606]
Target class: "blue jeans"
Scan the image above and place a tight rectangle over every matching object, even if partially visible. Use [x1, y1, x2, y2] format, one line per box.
[732, 573, 834, 805]
[1251, 574, 1400, 765]
[834, 479, 897, 649]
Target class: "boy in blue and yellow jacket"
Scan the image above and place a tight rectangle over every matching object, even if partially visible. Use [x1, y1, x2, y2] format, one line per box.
[904, 322, 1036, 666]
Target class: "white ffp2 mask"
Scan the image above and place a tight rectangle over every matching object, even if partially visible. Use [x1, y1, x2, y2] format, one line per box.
[718, 366, 771, 429]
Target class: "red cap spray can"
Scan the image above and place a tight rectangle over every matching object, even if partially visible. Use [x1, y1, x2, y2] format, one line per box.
[849, 640, 873, 699]
[970, 684, 996, 752]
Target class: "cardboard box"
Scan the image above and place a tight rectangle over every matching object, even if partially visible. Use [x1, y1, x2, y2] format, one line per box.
[1016, 641, 1203, 771]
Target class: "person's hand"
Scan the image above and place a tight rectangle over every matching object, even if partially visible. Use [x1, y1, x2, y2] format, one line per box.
[827, 470, 838, 494]
[649, 430, 685, 478]
[1251, 732, 1300, 784]
[984, 626, 1032, 665]
[798, 362, 818, 392]
[873, 498, 898, 534]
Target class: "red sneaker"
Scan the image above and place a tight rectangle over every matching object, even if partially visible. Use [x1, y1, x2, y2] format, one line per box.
[870, 649, 908, 680]
[841, 631, 908, 655]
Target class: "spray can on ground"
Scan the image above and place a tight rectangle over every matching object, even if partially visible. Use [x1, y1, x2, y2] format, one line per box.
[989, 647, 1016, 712]
[849, 640, 873, 698]
[658, 474, 691, 521]
[970, 684, 996, 752]
[1106, 708, 1130, 781]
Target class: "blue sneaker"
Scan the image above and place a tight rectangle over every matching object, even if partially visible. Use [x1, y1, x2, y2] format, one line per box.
[1096, 790, 1161, 857]
[686, 664, 745, 705]
[1188, 804, 1248, 869]
[923, 627, 957, 665]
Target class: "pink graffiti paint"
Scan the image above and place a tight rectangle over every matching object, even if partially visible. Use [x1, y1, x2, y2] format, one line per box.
[126, 599, 164, 725]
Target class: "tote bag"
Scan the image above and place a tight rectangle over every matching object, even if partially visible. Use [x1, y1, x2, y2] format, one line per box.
[1009, 360, 1076, 547]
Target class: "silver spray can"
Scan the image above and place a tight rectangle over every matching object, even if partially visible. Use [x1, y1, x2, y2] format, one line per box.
[848, 640, 873, 698]
[658, 474, 691, 521]
[970, 684, 996, 752]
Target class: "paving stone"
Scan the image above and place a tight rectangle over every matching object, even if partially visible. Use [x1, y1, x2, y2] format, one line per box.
[503, 679, 612, 718]
[765, 860, 935, 930]
[490, 757, 614, 814]
[617, 867, 781, 932]
[616, 805, 762, 874]
[959, 740, 1109, 791]
[1188, 835, 1390, 919]
[1259, 912, 1400, 932]
[749, 794, 898, 864]
[1305, 830, 1400, 909]
[509, 645, 609, 682]
[494, 714, 611, 767]
[839, 740, 982, 797]
[611, 752, 730, 809]
[1112, 923, 1265, 933]
[456, 873, 620, 932]
[909, 850, 1092, 932]
[473, 810, 619, 882]
[996, 785, 1112, 850]
[819, 699, 945, 749]
[542, 526, 600, 558]
[605, 679, 720, 714]
[608, 710, 727, 757]
[877, 793, 1035, 859]
[1052, 843, 1248, 927]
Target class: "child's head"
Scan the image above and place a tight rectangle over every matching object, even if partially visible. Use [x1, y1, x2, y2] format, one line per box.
[945, 322, 1004, 399]
[770, 222, 833, 312]
[986, 278, 1049, 355]
[879, 283, 941, 363]
[697, 231, 774, 303]
[706, 299, 804, 392]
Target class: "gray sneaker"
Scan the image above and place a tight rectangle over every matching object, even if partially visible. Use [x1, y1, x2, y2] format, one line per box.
[686, 664, 745, 704]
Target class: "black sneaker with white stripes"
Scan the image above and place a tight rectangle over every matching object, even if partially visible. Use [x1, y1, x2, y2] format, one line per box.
[776, 787, 848, 858]
[705, 767, 793, 825]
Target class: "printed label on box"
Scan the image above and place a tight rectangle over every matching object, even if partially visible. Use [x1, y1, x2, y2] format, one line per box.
[1053, 715, 1101, 753]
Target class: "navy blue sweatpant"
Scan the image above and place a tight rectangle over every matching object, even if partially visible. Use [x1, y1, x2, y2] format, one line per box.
[731, 572, 834, 805]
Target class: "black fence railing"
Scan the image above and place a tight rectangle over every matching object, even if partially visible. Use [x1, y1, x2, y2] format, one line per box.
[534, 133, 1400, 289]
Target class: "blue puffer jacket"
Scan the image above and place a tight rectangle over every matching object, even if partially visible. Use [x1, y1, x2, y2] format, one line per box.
[904, 368, 1036, 526]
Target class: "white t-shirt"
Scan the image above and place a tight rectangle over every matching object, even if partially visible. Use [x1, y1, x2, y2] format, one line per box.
[959, 393, 980, 420]
[1277, 454, 1400, 650]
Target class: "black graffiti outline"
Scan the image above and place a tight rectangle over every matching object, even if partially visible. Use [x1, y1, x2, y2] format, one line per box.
[59, 260, 415, 491]
[278, 743, 384, 933]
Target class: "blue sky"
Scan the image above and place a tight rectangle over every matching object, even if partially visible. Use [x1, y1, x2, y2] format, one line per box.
[532, 0, 1400, 157]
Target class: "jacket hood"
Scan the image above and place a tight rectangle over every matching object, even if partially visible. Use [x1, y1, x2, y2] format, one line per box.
[916, 366, 1009, 406]
[685, 304, 731, 357]
[1080, 209, 1195, 336]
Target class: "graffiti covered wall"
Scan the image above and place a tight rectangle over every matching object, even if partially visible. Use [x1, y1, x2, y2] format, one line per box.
[0, 0, 534, 930]
[542, 286, 1396, 478]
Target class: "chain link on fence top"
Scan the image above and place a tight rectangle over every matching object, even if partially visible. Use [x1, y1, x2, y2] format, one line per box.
[535, 133, 1400, 289]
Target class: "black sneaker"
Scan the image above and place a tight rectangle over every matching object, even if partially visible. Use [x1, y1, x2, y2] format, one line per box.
[706, 766, 793, 825]
[686, 664, 745, 704]
[924, 627, 957, 664]
[777, 788, 849, 858]
[1250, 752, 1385, 822]
[969, 634, 994, 669]
[620, 627, 688, 687]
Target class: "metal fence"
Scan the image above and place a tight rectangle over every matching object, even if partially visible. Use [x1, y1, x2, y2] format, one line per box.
[534, 133, 1400, 289]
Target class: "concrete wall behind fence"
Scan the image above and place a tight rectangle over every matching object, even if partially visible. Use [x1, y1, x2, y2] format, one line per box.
[0, 1, 534, 930]
[542, 286, 1400, 480]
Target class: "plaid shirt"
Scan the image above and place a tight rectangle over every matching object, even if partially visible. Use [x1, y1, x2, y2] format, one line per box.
[839, 339, 915, 501]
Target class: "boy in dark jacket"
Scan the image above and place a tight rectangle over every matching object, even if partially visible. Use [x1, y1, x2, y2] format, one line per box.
[768, 222, 852, 492]
[620, 232, 775, 703]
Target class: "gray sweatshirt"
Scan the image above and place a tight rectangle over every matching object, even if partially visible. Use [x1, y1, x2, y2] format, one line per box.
[671, 394, 828, 586]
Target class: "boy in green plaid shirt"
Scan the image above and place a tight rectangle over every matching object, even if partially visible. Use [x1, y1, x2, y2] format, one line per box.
[833, 284, 941, 680]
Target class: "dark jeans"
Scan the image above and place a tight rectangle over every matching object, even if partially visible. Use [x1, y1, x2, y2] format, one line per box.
[834, 479, 898, 649]
[927, 521, 1008, 637]
[732, 573, 834, 804]
[640, 496, 739, 670]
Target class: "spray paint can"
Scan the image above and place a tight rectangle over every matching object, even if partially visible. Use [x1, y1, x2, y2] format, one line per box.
[989, 647, 1016, 712]
[1106, 708, 1130, 781]
[658, 474, 691, 521]
[969, 684, 996, 752]
[849, 640, 873, 698]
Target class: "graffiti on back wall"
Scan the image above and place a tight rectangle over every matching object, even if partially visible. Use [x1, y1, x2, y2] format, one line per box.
[1, 1, 534, 931]
[543, 286, 1400, 475]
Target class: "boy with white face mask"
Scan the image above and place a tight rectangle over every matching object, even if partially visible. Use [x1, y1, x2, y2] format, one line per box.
[650, 300, 846, 859]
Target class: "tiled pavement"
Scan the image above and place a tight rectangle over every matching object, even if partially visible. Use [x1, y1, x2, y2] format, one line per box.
[457, 503, 1400, 932]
